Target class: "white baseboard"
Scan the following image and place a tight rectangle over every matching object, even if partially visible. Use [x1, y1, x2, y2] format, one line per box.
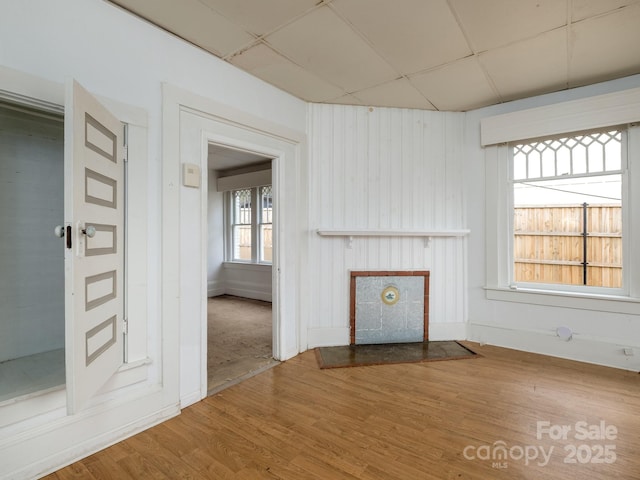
[207, 280, 224, 298]
[180, 389, 202, 409]
[429, 322, 468, 341]
[469, 322, 640, 371]
[224, 283, 272, 302]
[307, 327, 350, 348]
[7, 394, 179, 480]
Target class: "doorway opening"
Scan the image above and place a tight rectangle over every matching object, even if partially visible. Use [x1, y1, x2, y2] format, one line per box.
[206, 143, 278, 394]
[0, 101, 65, 403]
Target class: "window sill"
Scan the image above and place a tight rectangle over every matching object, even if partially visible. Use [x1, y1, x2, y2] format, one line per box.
[223, 262, 272, 271]
[484, 286, 640, 315]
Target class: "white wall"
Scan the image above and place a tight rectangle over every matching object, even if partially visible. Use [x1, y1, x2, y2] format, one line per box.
[0, 0, 306, 478]
[306, 104, 467, 346]
[0, 107, 65, 362]
[222, 263, 272, 302]
[465, 74, 640, 371]
[207, 168, 226, 297]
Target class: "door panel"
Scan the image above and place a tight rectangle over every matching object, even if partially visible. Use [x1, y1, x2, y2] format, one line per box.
[65, 80, 124, 414]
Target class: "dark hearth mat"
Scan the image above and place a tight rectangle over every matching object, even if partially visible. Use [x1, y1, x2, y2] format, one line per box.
[315, 341, 478, 369]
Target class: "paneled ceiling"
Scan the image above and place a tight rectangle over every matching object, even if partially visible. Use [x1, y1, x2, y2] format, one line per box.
[109, 0, 640, 111]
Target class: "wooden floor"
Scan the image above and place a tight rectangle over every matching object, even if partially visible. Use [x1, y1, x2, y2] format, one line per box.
[45, 343, 640, 479]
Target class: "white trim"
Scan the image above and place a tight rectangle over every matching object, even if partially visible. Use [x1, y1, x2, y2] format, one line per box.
[468, 323, 640, 372]
[10, 400, 178, 479]
[217, 169, 271, 192]
[481, 86, 640, 146]
[162, 83, 306, 408]
[223, 261, 272, 271]
[484, 90, 640, 308]
[0, 65, 64, 112]
[316, 229, 470, 237]
[485, 287, 640, 315]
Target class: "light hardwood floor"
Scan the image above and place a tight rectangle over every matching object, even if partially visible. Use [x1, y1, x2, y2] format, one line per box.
[45, 343, 640, 479]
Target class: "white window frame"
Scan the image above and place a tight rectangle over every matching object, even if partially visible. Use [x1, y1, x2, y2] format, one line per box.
[226, 185, 272, 265]
[508, 127, 627, 296]
[481, 87, 640, 313]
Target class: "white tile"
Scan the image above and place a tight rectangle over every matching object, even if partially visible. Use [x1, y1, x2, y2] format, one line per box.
[199, 0, 319, 36]
[569, 4, 640, 86]
[409, 57, 499, 111]
[351, 78, 436, 109]
[331, 0, 471, 75]
[450, 0, 566, 51]
[111, 0, 255, 56]
[230, 43, 346, 102]
[572, 0, 640, 21]
[265, 6, 398, 93]
[479, 28, 568, 102]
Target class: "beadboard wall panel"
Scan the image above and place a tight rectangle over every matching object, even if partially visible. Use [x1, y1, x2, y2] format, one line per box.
[308, 104, 467, 346]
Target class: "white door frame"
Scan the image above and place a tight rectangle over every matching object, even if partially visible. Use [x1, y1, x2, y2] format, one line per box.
[162, 84, 307, 407]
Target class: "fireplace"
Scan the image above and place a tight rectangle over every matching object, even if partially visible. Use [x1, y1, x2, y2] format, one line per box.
[350, 271, 429, 345]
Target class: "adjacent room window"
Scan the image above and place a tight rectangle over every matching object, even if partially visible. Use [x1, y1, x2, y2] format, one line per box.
[511, 128, 624, 291]
[259, 185, 273, 262]
[229, 185, 272, 264]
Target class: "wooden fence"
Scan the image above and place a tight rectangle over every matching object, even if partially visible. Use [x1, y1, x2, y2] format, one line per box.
[514, 204, 621, 287]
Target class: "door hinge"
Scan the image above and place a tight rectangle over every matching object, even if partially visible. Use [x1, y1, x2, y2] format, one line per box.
[123, 317, 129, 336]
[122, 123, 129, 163]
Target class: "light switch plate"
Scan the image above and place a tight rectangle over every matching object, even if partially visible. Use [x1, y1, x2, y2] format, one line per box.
[182, 163, 201, 188]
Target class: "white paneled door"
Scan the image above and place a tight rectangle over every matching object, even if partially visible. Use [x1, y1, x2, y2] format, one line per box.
[65, 81, 124, 414]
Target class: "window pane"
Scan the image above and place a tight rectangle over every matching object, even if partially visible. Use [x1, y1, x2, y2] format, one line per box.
[260, 224, 272, 262]
[259, 185, 273, 263]
[605, 138, 622, 170]
[513, 149, 527, 180]
[233, 189, 252, 224]
[512, 129, 623, 289]
[232, 189, 252, 261]
[587, 142, 604, 173]
[260, 185, 272, 224]
[233, 225, 252, 261]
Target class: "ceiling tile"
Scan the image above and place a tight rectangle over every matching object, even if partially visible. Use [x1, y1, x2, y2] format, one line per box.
[480, 28, 567, 102]
[572, 0, 640, 21]
[350, 78, 435, 109]
[264, 6, 398, 93]
[111, 0, 254, 56]
[331, 0, 471, 75]
[449, 0, 566, 51]
[230, 43, 346, 102]
[569, 4, 640, 86]
[199, 0, 318, 37]
[410, 57, 499, 111]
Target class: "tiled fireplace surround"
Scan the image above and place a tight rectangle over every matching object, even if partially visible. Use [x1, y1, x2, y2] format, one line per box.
[350, 271, 430, 345]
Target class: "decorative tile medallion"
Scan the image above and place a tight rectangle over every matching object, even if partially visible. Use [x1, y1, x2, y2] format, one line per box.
[381, 285, 400, 305]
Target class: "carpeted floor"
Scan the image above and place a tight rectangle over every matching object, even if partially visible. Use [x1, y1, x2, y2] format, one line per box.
[207, 295, 278, 394]
[315, 341, 478, 369]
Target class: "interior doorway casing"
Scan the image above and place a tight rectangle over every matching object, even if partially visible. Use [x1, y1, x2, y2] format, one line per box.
[162, 85, 308, 408]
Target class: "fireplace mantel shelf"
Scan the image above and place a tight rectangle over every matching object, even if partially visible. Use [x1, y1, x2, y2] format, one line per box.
[316, 229, 470, 248]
